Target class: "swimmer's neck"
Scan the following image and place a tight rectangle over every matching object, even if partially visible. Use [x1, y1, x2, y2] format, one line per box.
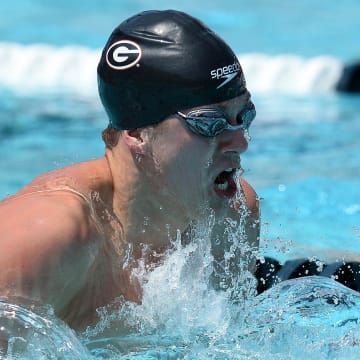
[104, 150, 190, 257]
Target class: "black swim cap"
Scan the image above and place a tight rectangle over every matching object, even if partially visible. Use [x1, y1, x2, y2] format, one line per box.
[97, 10, 247, 130]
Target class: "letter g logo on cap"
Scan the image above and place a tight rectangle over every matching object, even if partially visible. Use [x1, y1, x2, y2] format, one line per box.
[106, 40, 142, 70]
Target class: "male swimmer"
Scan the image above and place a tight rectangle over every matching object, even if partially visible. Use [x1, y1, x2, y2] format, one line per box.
[0, 10, 259, 330]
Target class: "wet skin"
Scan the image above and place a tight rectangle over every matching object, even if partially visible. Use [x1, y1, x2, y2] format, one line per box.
[0, 94, 259, 330]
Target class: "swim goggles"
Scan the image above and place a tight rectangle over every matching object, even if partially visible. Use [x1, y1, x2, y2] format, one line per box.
[176, 101, 256, 137]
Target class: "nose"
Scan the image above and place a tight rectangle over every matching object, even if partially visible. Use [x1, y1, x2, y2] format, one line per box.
[219, 128, 248, 154]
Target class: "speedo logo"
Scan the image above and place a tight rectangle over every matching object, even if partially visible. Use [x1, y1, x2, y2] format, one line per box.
[106, 40, 142, 70]
[210, 60, 241, 89]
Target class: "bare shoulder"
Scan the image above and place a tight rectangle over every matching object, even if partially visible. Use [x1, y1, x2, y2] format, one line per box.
[0, 184, 94, 243]
[239, 177, 259, 217]
[0, 157, 111, 241]
[0, 184, 99, 308]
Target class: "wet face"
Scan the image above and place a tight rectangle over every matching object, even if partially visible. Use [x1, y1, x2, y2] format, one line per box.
[144, 92, 254, 226]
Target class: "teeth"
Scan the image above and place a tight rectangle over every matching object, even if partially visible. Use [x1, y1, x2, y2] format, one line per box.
[224, 168, 233, 172]
[216, 181, 229, 191]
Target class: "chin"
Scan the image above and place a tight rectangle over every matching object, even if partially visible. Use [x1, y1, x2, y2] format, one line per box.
[208, 195, 231, 217]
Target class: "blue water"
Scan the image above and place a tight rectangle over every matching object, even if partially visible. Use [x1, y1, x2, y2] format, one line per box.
[1, 0, 360, 358]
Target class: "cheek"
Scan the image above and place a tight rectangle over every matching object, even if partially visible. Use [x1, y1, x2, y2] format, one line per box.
[151, 123, 216, 194]
[167, 143, 215, 197]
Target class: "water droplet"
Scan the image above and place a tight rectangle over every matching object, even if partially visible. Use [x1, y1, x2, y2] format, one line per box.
[244, 129, 252, 141]
[278, 184, 286, 192]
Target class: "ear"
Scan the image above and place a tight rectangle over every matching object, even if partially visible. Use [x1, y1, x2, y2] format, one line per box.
[121, 129, 148, 155]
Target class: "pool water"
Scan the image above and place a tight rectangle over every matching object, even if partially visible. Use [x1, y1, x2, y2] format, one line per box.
[1, 0, 360, 358]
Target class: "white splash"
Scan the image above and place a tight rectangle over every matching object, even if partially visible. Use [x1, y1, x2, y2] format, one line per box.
[0, 42, 99, 96]
[0, 42, 345, 97]
[238, 53, 343, 94]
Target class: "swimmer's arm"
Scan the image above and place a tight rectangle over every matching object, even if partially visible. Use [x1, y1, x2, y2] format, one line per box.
[210, 178, 260, 290]
[0, 193, 97, 312]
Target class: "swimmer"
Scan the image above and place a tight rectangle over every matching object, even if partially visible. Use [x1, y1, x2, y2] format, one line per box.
[0, 10, 259, 330]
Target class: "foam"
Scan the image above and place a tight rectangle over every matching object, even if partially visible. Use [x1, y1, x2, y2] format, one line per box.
[0, 42, 344, 96]
[0, 42, 100, 96]
[239, 53, 343, 94]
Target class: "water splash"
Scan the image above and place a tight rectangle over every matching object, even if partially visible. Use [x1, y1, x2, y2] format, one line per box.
[81, 189, 260, 357]
[80, 182, 360, 359]
[238, 277, 360, 359]
[2, 184, 360, 358]
[82, 275, 360, 359]
[0, 298, 91, 359]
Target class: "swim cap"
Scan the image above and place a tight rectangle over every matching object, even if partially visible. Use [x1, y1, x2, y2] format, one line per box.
[97, 10, 247, 130]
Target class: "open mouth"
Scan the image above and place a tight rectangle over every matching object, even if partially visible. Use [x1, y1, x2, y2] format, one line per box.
[213, 168, 238, 198]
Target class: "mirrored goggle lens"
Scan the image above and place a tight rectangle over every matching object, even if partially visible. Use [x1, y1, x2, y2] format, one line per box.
[179, 102, 256, 137]
[237, 102, 256, 129]
[185, 117, 228, 137]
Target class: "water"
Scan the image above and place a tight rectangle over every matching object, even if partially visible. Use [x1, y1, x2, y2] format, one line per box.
[1, 0, 360, 358]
